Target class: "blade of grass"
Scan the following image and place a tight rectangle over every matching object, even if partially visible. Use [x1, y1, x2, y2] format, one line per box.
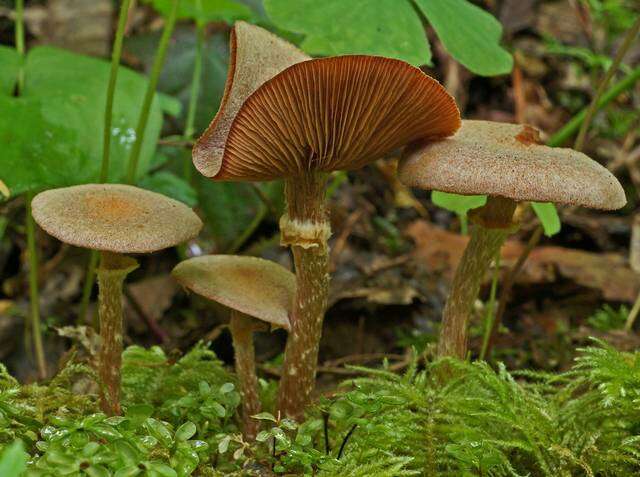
[78, 0, 133, 325]
[126, 0, 180, 183]
[16, 0, 46, 379]
[183, 4, 205, 181]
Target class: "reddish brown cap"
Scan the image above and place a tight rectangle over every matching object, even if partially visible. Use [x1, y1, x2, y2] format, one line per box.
[194, 24, 461, 181]
[172, 255, 295, 329]
[31, 184, 203, 254]
[398, 120, 626, 210]
[193, 21, 310, 177]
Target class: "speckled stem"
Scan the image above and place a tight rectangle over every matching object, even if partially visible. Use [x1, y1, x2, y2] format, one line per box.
[438, 197, 516, 359]
[229, 311, 261, 440]
[278, 173, 330, 421]
[97, 252, 138, 415]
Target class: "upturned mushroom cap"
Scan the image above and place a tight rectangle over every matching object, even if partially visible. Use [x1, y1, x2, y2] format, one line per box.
[193, 21, 310, 177]
[172, 255, 294, 330]
[193, 24, 461, 181]
[398, 120, 626, 210]
[31, 184, 203, 254]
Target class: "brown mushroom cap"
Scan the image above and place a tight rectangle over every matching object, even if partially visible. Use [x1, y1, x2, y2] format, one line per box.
[172, 255, 294, 330]
[31, 184, 203, 254]
[193, 22, 461, 182]
[193, 21, 310, 177]
[398, 120, 626, 210]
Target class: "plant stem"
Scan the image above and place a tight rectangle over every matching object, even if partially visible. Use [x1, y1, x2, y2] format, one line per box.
[438, 197, 515, 359]
[97, 252, 138, 415]
[547, 65, 640, 147]
[15, 0, 46, 380]
[574, 16, 640, 151]
[479, 252, 500, 361]
[229, 310, 261, 440]
[25, 193, 46, 380]
[184, 16, 204, 141]
[101, 0, 132, 182]
[79, 0, 133, 326]
[15, 0, 24, 92]
[126, 0, 180, 183]
[278, 173, 330, 420]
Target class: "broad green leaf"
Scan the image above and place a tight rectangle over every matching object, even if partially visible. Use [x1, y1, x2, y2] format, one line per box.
[413, 0, 513, 76]
[0, 46, 164, 195]
[143, 0, 252, 24]
[0, 440, 27, 477]
[431, 191, 487, 216]
[138, 171, 198, 206]
[0, 46, 19, 96]
[264, 0, 431, 66]
[531, 202, 561, 237]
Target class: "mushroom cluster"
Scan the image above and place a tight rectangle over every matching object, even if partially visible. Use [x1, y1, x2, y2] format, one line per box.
[28, 20, 628, 435]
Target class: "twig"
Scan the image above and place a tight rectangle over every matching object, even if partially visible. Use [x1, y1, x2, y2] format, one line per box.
[485, 225, 543, 358]
[123, 286, 169, 343]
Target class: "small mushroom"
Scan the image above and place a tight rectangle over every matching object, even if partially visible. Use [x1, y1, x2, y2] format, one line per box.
[172, 255, 295, 440]
[31, 184, 202, 414]
[194, 21, 461, 419]
[398, 120, 626, 359]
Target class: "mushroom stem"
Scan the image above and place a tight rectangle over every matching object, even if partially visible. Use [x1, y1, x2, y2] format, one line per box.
[438, 196, 516, 359]
[278, 172, 330, 420]
[97, 251, 138, 415]
[229, 310, 262, 440]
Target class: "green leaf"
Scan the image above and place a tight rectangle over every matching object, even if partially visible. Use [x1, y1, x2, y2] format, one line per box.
[143, 0, 252, 24]
[431, 191, 487, 217]
[175, 421, 197, 441]
[531, 202, 561, 237]
[138, 171, 198, 206]
[0, 46, 19, 96]
[251, 412, 277, 422]
[0, 46, 163, 195]
[0, 440, 27, 477]
[264, 0, 431, 66]
[413, 0, 513, 75]
[144, 418, 174, 447]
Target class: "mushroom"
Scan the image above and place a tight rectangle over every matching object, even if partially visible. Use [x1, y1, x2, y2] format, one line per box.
[398, 120, 626, 359]
[31, 184, 202, 415]
[193, 21, 461, 419]
[172, 255, 295, 439]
